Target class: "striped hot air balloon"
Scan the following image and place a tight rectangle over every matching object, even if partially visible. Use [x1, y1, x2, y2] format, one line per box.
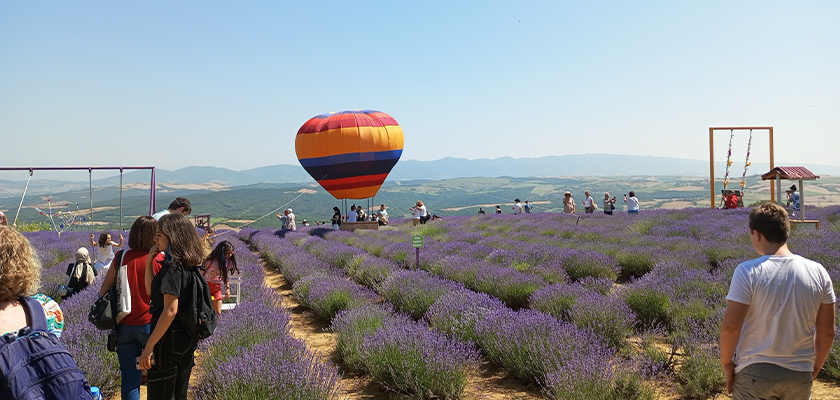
[296, 110, 404, 199]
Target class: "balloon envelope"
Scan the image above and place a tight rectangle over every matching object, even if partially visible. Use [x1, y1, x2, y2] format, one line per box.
[296, 110, 404, 199]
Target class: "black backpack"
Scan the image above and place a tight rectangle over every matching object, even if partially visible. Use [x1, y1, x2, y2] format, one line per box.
[178, 266, 217, 340]
[0, 297, 95, 400]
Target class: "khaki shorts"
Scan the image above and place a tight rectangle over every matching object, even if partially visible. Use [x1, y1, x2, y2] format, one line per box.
[734, 363, 812, 400]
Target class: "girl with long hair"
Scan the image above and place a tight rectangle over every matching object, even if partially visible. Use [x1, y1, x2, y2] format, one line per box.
[203, 240, 240, 315]
[138, 213, 206, 400]
[90, 231, 123, 273]
[99, 216, 161, 400]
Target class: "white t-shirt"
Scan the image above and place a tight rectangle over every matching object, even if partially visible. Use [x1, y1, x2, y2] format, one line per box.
[151, 209, 170, 221]
[583, 196, 593, 208]
[726, 254, 836, 373]
[625, 196, 639, 211]
[512, 202, 523, 214]
[347, 211, 358, 222]
[418, 205, 427, 218]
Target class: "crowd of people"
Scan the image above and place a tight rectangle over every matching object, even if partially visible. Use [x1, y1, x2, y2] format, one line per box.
[0, 196, 245, 400]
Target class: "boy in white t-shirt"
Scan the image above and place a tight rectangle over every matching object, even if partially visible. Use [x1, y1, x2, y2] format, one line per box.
[720, 202, 835, 399]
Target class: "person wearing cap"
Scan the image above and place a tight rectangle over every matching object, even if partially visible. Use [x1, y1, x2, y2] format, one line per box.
[786, 185, 801, 216]
[376, 204, 389, 226]
[563, 192, 576, 214]
[276, 209, 296, 231]
[512, 199, 523, 215]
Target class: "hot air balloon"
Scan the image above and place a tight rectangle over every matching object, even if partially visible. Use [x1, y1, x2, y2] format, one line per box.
[296, 110, 404, 199]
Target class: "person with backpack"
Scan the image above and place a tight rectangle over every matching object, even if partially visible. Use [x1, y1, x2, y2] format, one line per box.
[139, 213, 210, 400]
[0, 226, 97, 399]
[99, 216, 162, 400]
[203, 240, 240, 315]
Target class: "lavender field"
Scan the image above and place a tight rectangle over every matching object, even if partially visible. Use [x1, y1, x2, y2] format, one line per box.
[25, 205, 840, 399]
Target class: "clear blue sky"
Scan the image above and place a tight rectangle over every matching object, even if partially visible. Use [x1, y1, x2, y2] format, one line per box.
[2, 1, 838, 174]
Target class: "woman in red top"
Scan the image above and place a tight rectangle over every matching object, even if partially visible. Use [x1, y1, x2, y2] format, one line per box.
[99, 216, 162, 400]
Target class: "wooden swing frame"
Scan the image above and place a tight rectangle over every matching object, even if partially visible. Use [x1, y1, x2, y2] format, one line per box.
[709, 127, 774, 209]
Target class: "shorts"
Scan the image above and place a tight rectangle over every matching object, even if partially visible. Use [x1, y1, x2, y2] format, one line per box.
[207, 281, 223, 301]
[733, 363, 812, 400]
[628, 209, 640, 215]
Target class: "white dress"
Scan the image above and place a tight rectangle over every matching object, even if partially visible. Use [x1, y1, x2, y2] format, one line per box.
[93, 244, 114, 272]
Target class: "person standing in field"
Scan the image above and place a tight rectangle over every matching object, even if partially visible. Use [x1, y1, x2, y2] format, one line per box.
[603, 193, 616, 216]
[582, 191, 595, 214]
[203, 240, 240, 316]
[512, 199, 523, 215]
[562, 192, 575, 214]
[347, 205, 358, 222]
[90, 232, 124, 273]
[720, 202, 835, 399]
[786, 185, 801, 217]
[376, 204, 389, 226]
[524, 201, 533, 213]
[331, 206, 342, 230]
[624, 191, 640, 215]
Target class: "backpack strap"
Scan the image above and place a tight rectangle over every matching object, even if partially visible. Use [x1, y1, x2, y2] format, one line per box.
[20, 296, 49, 333]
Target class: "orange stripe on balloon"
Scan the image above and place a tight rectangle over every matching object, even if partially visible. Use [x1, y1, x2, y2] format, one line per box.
[295, 125, 403, 160]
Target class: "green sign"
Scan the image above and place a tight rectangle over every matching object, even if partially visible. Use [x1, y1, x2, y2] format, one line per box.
[411, 235, 424, 248]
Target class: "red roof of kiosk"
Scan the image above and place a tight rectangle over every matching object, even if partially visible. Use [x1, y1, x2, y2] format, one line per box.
[760, 166, 819, 180]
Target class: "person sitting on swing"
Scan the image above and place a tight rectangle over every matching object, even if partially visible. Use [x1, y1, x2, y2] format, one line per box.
[723, 189, 740, 210]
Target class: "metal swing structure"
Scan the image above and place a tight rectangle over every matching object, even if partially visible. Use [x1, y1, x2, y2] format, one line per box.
[709, 127, 775, 209]
[0, 166, 157, 230]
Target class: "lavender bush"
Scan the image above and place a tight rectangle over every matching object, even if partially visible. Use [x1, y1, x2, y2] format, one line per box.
[379, 269, 465, 319]
[357, 319, 481, 399]
[330, 304, 403, 371]
[424, 289, 508, 343]
[194, 336, 342, 400]
[292, 274, 379, 320]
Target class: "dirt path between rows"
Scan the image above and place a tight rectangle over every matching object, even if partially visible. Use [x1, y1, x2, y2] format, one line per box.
[262, 265, 546, 400]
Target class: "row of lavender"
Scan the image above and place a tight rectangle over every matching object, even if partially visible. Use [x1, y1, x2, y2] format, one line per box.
[25, 230, 342, 400]
[313, 207, 840, 398]
[247, 228, 656, 399]
[246, 229, 485, 399]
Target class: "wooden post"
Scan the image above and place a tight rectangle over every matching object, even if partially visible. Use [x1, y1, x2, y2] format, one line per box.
[776, 173, 782, 205]
[709, 128, 715, 209]
[799, 179, 804, 221]
[769, 127, 775, 203]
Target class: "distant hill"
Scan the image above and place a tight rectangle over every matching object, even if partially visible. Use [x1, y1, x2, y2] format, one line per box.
[1, 154, 839, 199]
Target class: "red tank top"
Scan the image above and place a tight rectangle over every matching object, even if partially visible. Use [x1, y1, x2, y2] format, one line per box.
[117, 250, 163, 326]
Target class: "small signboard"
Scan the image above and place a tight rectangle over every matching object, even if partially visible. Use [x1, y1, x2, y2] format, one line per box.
[411, 235, 424, 248]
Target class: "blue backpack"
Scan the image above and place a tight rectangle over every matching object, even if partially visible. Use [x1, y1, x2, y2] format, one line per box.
[0, 297, 95, 400]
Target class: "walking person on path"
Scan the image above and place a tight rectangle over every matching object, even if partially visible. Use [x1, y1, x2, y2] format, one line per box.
[99, 216, 162, 400]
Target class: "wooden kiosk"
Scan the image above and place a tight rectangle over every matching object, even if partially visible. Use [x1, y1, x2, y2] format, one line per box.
[760, 166, 820, 230]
